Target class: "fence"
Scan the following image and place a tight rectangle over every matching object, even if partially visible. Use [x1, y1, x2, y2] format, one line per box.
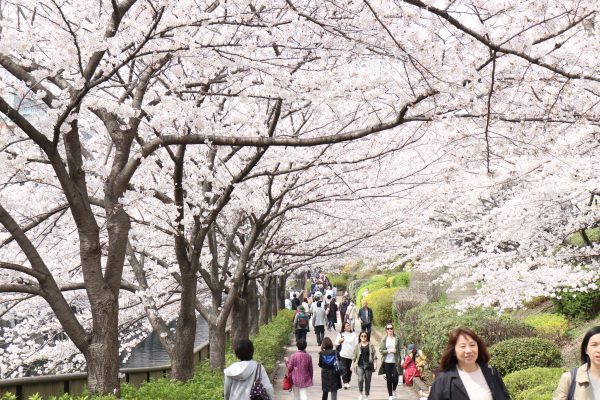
[0, 340, 210, 400]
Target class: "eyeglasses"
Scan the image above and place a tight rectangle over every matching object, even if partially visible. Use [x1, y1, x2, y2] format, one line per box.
[386, 327, 394, 330]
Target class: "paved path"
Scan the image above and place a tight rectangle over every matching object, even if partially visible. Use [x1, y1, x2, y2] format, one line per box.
[274, 319, 418, 400]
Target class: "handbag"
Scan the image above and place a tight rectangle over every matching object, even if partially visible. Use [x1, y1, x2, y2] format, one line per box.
[282, 368, 293, 391]
[333, 351, 345, 377]
[250, 363, 270, 400]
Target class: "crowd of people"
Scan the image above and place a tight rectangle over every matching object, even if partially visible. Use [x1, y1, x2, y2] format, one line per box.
[226, 273, 600, 400]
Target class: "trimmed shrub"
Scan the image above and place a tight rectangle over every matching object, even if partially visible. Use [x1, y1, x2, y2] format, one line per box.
[552, 283, 600, 320]
[503, 367, 565, 400]
[328, 274, 348, 291]
[355, 275, 387, 306]
[365, 287, 398, 326]
[388, 272, 410, 288]
[515, 384, 555, 400]
[347, 279, 368, 303]
[403, 303, 534, 370]
[524, 313, 569, 340]
[489, 338, 563, 375]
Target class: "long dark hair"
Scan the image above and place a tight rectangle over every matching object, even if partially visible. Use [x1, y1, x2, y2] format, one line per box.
[581, 326, 600, 367]
[439, 327, 490, 371]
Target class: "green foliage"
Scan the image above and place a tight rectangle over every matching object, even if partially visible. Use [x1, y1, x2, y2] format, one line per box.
[347, 279, 368, 303]
[403, 302, 534, 370]
[552, 284, 600, 320]
[524, 313, 569, 340]
[503, 367, 565, 400]
[364, 287, 398, 326]
[328, 274, 348, 291]
[354, 275, 387, 306]
[567, 227, 600, 246]
[387, 272, 410, 288]
[489, 338, 563, 375]
[1, 393, 17, 400]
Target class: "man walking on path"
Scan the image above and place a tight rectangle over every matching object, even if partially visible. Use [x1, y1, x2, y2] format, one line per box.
[311, 300, 327, 346]
[358, 301, 374, 340]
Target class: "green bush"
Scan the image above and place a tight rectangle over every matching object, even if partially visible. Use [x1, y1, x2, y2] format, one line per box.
[347, 279, 368, 303]
[403, 302, 534, 370]
[503, 367, 565, 400]
[524, 313, 569, 340]
[355, 275, 388, 306]
[328, 274, 348, 291]
[387, 272, 410, 288]
[552, 283, 600, 320]
[489, 338, 563, 375]
[515, 384, 555, 400]
[365, 287, 398, 326]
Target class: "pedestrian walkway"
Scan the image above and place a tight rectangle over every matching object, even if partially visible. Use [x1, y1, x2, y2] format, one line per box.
[274, 321, 418, 399]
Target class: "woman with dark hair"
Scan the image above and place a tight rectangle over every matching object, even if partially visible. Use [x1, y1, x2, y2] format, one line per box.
[319, 336, 342, 400]
[427, 327, 509, 400]
[224, 339, 274, 400]
[352, 330, 378, 400]
[553, 325, 600, 399]
[378, 323, 403, 400]
[285, 339, 313, 400]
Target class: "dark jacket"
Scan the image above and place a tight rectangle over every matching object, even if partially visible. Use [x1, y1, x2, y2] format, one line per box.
[318, 349, 342, 392]
[358, 307, 373, 327]
[428, 362, 510, 400]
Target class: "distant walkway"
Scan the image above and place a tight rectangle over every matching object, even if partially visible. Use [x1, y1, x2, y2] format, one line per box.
[274, 308, 418, 399]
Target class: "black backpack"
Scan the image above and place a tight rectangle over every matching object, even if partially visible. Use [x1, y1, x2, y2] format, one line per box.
[297, 313, 309, 329]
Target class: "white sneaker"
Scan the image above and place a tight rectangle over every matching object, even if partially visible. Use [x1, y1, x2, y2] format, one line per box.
[388, 396, 394, 400]
[364, 397, 369, 400]
[357, 395, 363, 400]
[393, 390, 397, 399]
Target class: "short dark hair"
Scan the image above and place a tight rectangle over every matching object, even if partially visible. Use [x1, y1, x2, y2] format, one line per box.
[234, 339, 254, 361]
[439, 327, 490, 371]
[321, 337, 334, 350]
[581, 326, 600, 367]
[297, 339, 307, 351]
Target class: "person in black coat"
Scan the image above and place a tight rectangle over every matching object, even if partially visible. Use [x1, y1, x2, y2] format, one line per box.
[428, 327, 510, 400]
[318, 337, 342, 400]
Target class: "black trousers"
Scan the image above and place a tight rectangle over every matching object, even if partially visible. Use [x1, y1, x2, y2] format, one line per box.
[314, 325, 325, 345]
[384, 362, 399, 395]
[340, 356, 353, 383]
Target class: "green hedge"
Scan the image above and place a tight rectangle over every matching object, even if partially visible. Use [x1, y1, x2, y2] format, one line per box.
[328, 274, 348, 291]
[387, 272, 410, 288]
[552, 283, 600, 320]
[347, 279, 368, 303]
[489, 337, 563, 376]
[12, 309, 295, 400]
[365, 287, 398, 326]
[503, 367, 565, 400]
[523, 313, 569, 340]
[403, 302, 534, 370]
[355, 275, 388, 306]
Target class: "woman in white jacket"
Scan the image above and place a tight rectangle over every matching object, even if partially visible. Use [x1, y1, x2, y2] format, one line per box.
[224, 339, 274, 400]
[335, 321, 359, 389]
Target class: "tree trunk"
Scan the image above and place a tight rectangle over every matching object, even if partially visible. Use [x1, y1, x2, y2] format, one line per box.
[270, 277, 278, 320]
[231, 287, 250, 345]
[278, 276, 286, 310]
[259, 276, 271, 325]
[248, 279, 259, 335]
[170, 268, 197, 381]
[85, 298, 120, 395]
[209, 322, 227, 369]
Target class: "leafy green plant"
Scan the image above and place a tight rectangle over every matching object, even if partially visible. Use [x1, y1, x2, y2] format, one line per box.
[524, 313, 569, 340]
[328, 274, 348, 291]
[386, 272, 410, 288]
[347, 279, 368, 303]
[403, 302, 534, 370]
[489, 338, 563, 375]
[354, 275, 388, 306]
[552, 283, 600, 320]
[364, 287, 398, 326]
[503, 367, 565, 400]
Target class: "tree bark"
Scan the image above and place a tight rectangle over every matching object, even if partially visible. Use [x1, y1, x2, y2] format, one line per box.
[85, 295, 120, 395]
[170, 267, 197, 381]
[208, 321, 227, 369]
[248, 279, 259, 336]
[231, 282, 250, 345]
[259, 276, 271, 325]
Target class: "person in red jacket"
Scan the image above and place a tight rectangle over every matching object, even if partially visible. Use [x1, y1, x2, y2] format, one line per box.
[285, 339, 313, 400]
[403, 344, 420, 386]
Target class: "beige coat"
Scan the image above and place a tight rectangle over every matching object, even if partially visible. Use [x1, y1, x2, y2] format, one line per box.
[553, 364, 593, 400]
